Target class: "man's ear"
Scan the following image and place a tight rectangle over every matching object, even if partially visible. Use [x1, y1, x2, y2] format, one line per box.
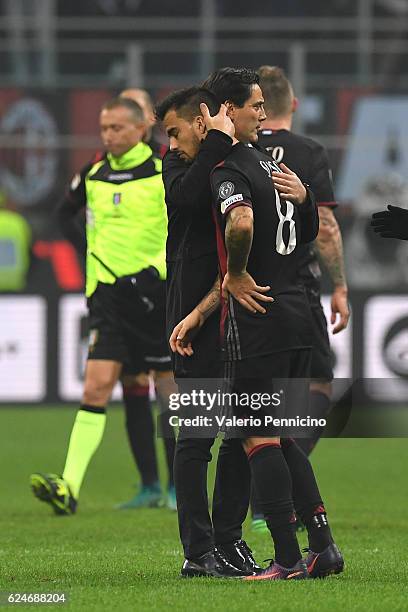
[292, 97, 299, 114]
[194, 114, 207, 135]
[135, 119, 147, 132]
[224, 100, 235, 120]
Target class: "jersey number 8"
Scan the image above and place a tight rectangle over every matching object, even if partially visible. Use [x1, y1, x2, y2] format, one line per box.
[275, 189, 296, 255]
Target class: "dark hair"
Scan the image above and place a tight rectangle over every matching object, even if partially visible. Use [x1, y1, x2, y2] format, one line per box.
[257, 65, 293, 117]
[202, 67, 259, 108]
[101, 96, 144, 122]
[155, 86, 220, 122]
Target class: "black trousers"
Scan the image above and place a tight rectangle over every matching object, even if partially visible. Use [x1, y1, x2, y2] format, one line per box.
[174, 435, 250, 559]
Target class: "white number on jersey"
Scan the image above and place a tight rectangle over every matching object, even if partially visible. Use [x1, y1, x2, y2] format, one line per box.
[269, 146, 285, 164]
[275, 189, 296, 255]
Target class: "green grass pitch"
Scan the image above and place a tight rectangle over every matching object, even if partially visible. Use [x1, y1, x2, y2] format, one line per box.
[1, 406, 408, 611]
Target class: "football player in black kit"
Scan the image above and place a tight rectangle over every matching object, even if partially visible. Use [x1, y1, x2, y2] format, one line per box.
[247, 66, 350, 532]
[256, 66, 350, 457]
[167, 69, 343, 579]
[203, 67, 343, 581]
[156, 88, 268, 578]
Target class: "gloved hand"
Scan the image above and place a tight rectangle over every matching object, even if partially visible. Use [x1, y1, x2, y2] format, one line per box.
[371, 205, 408, 240]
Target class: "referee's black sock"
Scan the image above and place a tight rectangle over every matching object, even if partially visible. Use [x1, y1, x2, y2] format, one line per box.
[296, 391, 331, 456]
[247, 443, 301, 568]
[122, 384, 159, 487]
[281, 438, 333, 553]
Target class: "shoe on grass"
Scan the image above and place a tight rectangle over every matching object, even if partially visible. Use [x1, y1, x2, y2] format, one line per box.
[244, 558, 309, 581]
[216, 539, 263, 575]
[181, 548, 247, 578]
[30, 473, 77, 516]
[304, 543, 344, 578]
[115, 482, 163, 509]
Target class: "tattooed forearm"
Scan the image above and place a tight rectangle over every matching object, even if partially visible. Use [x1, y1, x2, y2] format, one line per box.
[196, 276, 220, 320]
[316, 207, 347, 287]
[225, 206, 253, 275]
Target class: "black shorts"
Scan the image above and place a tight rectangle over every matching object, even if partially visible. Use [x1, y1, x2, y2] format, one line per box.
[87, 276, 171, 374]
[223, 348, 311, 438]
[306, 289, 333, 382]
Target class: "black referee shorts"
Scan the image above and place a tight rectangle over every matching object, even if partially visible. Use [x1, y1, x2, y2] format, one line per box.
[87, 276, 171, 374]
[223, 348, 311, 438]
[306, 289, 334, 382]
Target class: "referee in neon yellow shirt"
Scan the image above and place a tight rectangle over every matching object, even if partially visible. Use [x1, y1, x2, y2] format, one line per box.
[31, 97, 175, 514]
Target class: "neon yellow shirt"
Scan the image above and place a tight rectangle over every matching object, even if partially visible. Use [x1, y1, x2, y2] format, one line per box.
[0, 210, 31, 291]
[85, 142, 167, 297]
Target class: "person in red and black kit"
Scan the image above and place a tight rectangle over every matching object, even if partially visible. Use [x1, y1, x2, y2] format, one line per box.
[58, 91, 176, 510]
[206, 66, 344, 581]
[246, 65, 350, 531]
[169, 69, 344, 580]
[257, 66, 350, 457]
[157, 87, 264, 578]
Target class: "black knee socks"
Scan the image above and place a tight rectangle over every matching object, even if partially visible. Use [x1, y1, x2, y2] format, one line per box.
[296, 391, 331, 456]
[123, 384, 159, 487]
[248, 444, 301, 568]
[281, 438, 333, 552]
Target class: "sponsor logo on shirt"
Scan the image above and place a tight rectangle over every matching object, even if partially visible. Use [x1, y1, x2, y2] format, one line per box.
[108, 173, 133, 181]
[221, 193, 244, 214]
[218, 181, 235, 199]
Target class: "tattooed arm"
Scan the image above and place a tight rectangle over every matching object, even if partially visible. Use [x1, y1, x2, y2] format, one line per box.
[169, 205, 274, 356]
[169, 276, 220, 356]
[222, 206, 273, 314]
[316, 206, 350, 334]
[226, 205, 254, 274]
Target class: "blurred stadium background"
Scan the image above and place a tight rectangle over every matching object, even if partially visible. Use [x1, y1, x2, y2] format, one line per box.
[1, 2, 408, 609]
[1, 0, 408, 405]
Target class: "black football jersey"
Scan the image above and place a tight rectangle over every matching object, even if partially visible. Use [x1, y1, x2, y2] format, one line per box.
[211, 142, 318, 361]
[162, 130, 233, 376]
[257, 128, 336, 291]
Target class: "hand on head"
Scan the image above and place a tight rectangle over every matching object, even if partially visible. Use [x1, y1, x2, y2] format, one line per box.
[200, 103, 235, 139]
